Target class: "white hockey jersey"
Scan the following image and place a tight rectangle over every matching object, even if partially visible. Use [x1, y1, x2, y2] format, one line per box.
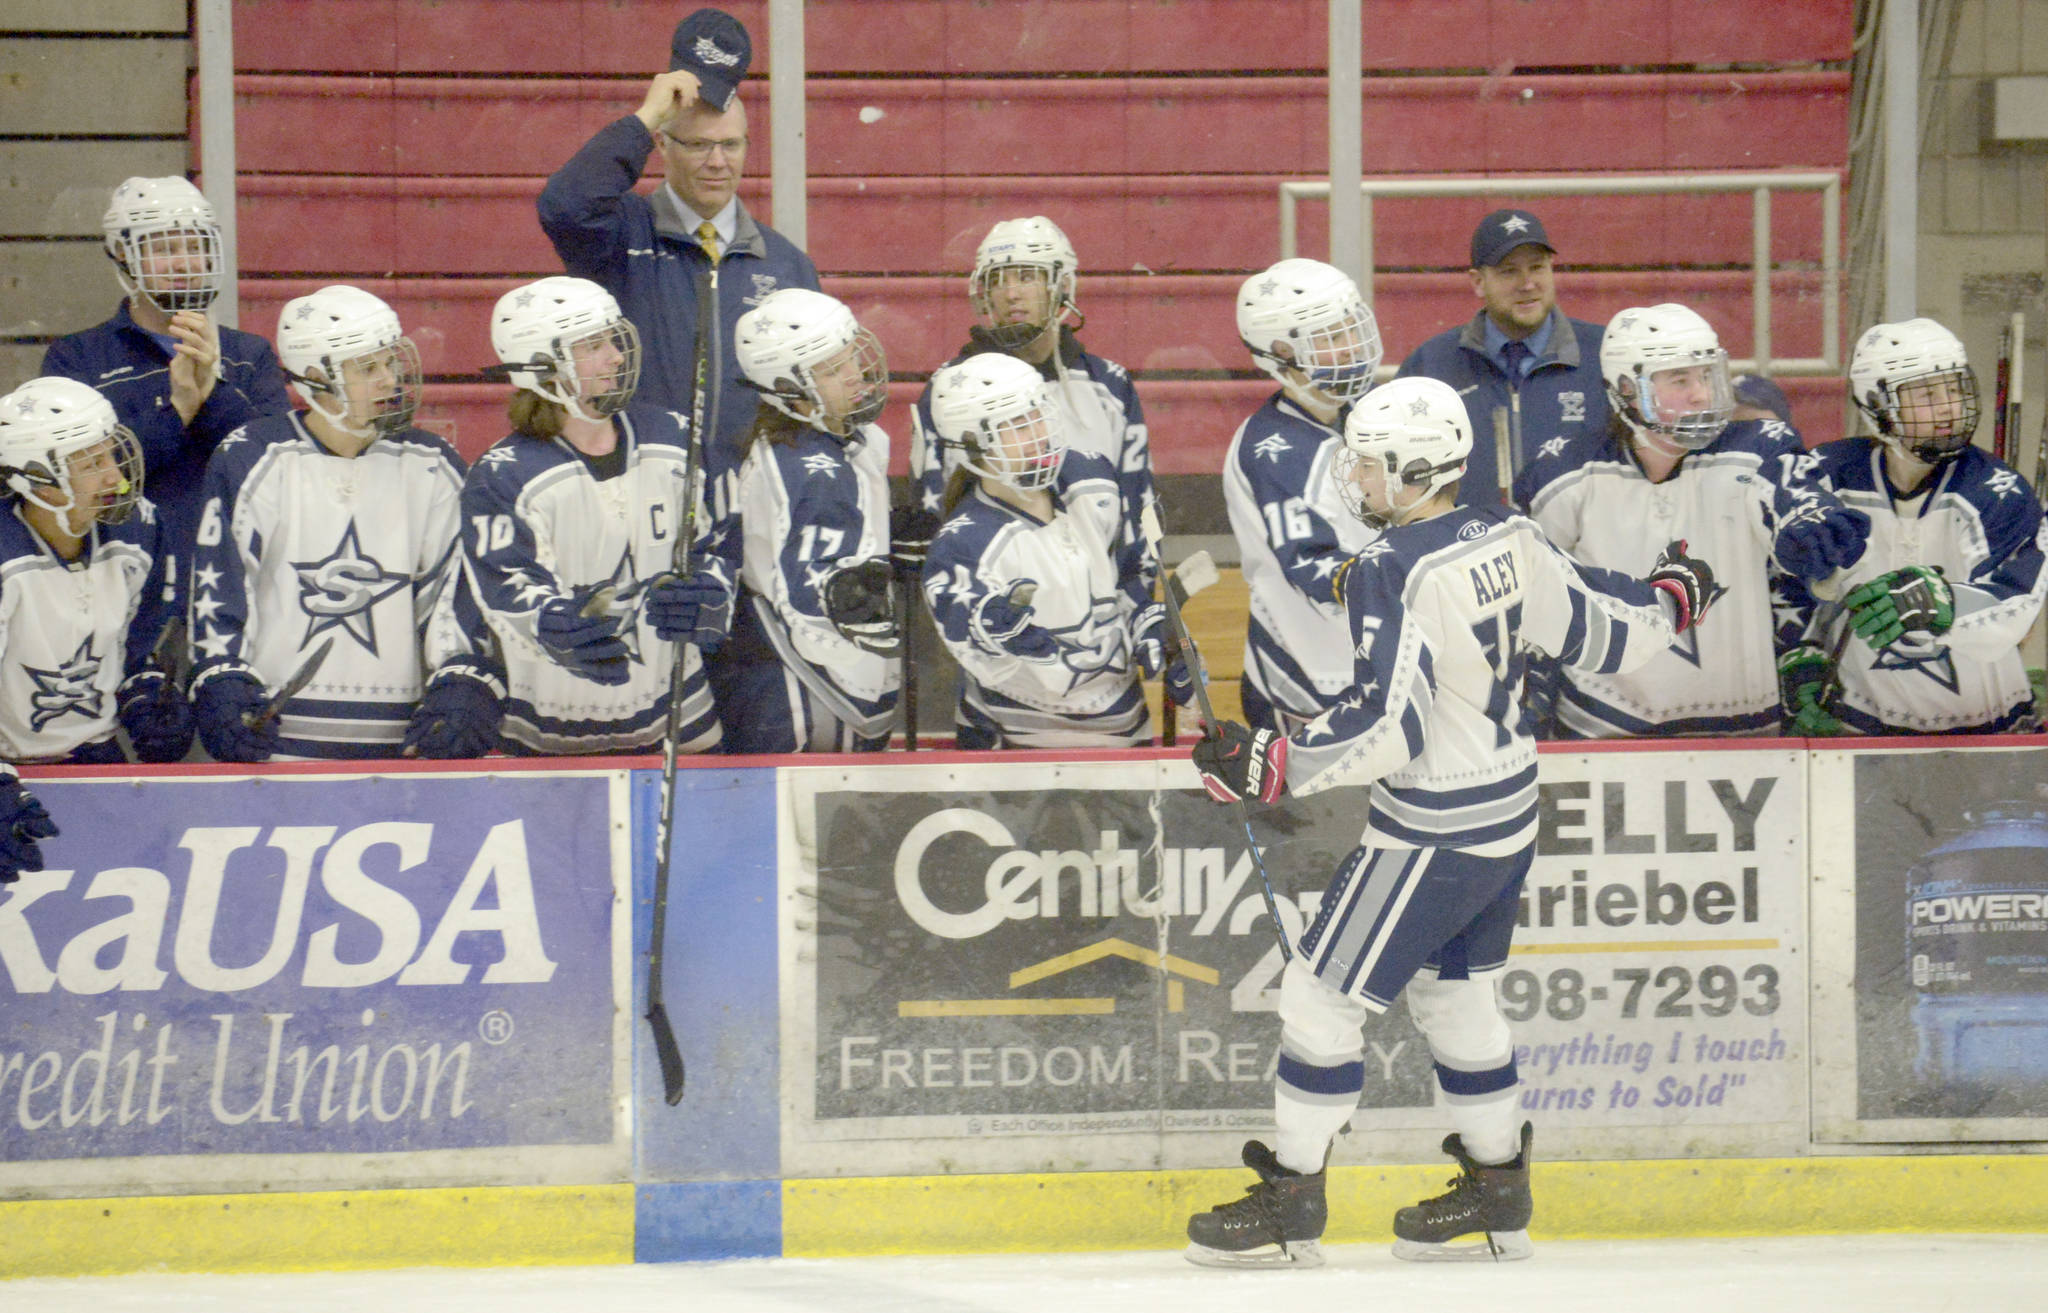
[922, 451, 1152, 747]
[461, 406, 735, 755]
[1516, 419, 1824, 737]
[189, 414, 473, 758]
[1222, 390, 1382, 727]
[1289, 506, 1684, 855]
[1807, 439, 2046, 733]
[736, 420, 901, 739]
[0, 499, 171, 762]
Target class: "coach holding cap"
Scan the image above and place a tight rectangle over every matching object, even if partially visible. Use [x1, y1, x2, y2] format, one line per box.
[1395, 208, 1609, 504]
[538, 7, 819, 471]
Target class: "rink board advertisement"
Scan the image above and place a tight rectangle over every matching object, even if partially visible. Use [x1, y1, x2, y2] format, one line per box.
[0, 771, 630, 1196]
[1811, 743, 2048, 1143]
[779, 748, 1808, 1176]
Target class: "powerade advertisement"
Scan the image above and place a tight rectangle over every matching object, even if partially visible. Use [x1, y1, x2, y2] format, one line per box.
[0, 772, 623, 1193]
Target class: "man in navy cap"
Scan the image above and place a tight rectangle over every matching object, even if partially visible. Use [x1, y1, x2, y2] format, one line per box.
[1396, 208, 1608, 505]
[538, 7, 818, 476]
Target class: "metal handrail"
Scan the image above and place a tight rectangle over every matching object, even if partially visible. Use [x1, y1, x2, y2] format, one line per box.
[1279, 172, 1843, 378]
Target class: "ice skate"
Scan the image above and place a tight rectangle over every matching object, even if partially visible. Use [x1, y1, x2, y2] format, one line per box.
[1184, 1140, 1327, 1268]
[1391, 1121, 1534, 1262]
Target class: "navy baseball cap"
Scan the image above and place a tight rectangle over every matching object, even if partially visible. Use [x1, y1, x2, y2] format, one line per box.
[1731, 373, 1794, 424]
[669, 8, 752, 112]
[1470, 209, 1555, 268]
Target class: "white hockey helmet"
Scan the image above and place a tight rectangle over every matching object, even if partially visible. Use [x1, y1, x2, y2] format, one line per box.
[969, 216, 1080, 350]
[1849, 318, 1979, 463]
[1600, 303, 1733, 450]
[1333, 376, 1471, 528]
[929, 354, 1067, 493]
[489, 276, 641, 422]
[1236, 259, 1382, 405]
[734, 288, 888, 436]
[101, 176, 225, 316]
[0, 377, 144, 527]
[277, 285, 423, 439]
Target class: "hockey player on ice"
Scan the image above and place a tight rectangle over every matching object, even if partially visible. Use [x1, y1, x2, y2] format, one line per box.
[1514, 303, 1869, 737]
[1184, 376, 1718, 1268]
[188, 286, 494, 761]
[0, 376, 189, 765]
[1222, 258, 1386, 734]
[463, 276, 736, 755]
[1779, 318, 2047, 735]
[719, 289, 901, 752]
[921, 354, 1189, 749]
[902, 218, 1155, 593]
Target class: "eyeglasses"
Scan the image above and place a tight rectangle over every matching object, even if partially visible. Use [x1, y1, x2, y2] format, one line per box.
[660, 132, 747, 161]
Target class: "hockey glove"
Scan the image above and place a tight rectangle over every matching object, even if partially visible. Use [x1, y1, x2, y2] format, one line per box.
[0, 773, 58, 886]
[192, 667, 279, 763]
[1844, 566, 1954, 650]
[1776, 643, 1846, 736]
[1192, 721, 1288, 805]
[969, 584, 1059, 661]
[1646, 539, 1718, 634]
[537, 595, 632, 684]
[116, 668, 195, 763]
[644, 571, 733, 649]
[1131, 604, 1197, 706]
[1774, 502, 1870, 583]
[888, 504, 942, 578]
[403, 667, 504, 759]
[823, 558, 901, 657]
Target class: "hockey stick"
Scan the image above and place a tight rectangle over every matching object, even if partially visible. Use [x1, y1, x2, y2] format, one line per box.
[900, 565, 919, 751]
[1161, 549, 1293, 961]
[644, 264, 719, 1107]
[1993, 317, 2014, 462]
[2006, 311, 2026, 473]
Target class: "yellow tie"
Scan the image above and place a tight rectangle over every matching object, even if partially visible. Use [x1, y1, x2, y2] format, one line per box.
[697, 221, 720, 263]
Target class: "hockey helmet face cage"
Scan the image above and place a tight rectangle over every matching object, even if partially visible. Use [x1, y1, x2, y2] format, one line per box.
[1600, 303, 1733, 450]
[969, 217, 1079, 351]
[0, 377, 144, 529]
[1332, 376, 1472, 529]
[490, 277, 642, 422]
[277, 285, 423, 439]
[734, 288, 889, 437]
[1236, 259, 1382, 405]
[929, 354, 1067, 493]
[102, 177, 224, 316]
[1850, 318, 1980, 463]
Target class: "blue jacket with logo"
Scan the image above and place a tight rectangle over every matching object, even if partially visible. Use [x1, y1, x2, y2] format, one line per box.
[1395, 308, 1609, 507]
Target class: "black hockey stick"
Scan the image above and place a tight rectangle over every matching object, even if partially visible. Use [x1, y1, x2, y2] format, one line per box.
[1161, 550, 1293, 960]
[645, 263, 719, 1106]
[899, 571, 919, 751]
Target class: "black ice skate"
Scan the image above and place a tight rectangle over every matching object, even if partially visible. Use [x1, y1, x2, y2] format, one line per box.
[1391, 1121, 1534, 1262]
[1184, 1140, 1327, 1269]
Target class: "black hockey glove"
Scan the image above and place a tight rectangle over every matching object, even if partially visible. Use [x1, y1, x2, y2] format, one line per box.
[0, 773, 58, 886]
[1192, 721, 1289, 805]
[888, 504, 942, 578]
[970, 584, 1059, 661]
[1844, 566, 1953, 650]
[644, 571, 733, 649]
[404, 666, 505, 759]
[823, 558, 901, 657]
[1131, 604, 1196, 706]
[1646, 540, 1717, 634]
[1774, 501, 1870, 583]
[116, 668, 195, 763]
[1776, 643, 1845, 736]
[191, 666, 280, 763]
[537, 595, 632, 684]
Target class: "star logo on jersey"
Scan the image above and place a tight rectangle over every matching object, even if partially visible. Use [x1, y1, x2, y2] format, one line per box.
[1872, 642, 1960, 694]
[1311, 555, 1342, 580]
[1357, 539, 1396, 564]
[1560, 392, 1586, 423]
[1539, 436, 1569, 460]
[801, 452, 840, 479]
[478, 448, 518, 470]
[1253, 433, 1292, 463]
[595, 548, 645, 665]
[1988, 468, 2024, 500]
[292, 519, 413, 655]
[24, 637, 104, 731]
[1500, 214, 1531, 235]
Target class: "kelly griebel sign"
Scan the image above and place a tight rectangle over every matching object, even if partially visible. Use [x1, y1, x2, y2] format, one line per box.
[779, 749, 1806, 1173]
[0, 771, 626, 1194]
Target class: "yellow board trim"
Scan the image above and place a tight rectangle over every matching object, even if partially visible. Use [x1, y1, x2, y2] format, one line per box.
[0, 1184, 634, 1280]
[782, 1155, 2048, 1257]
[900, 998, 1117, 1016]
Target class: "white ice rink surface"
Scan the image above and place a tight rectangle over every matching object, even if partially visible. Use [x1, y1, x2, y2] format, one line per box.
[8, 1236, 2046, 1313]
